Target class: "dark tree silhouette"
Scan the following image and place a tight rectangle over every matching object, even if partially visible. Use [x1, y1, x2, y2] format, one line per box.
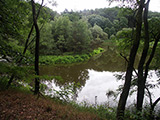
[31, 0, 43, 94]
[116, 0, 145, 119]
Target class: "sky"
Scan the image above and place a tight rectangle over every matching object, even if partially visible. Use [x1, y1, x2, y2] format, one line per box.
[44, 0, 160, 13]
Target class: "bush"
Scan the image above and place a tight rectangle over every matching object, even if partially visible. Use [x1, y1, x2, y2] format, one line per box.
[39, 48, 104, 65]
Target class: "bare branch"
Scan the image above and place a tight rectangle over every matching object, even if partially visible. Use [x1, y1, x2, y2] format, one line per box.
[119, 53, 138, 76]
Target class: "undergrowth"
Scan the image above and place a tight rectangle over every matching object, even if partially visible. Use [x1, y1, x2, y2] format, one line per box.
[39, 47, 104, 65]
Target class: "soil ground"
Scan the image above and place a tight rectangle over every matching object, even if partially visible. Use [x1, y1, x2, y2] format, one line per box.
[0, 89, 100, 120]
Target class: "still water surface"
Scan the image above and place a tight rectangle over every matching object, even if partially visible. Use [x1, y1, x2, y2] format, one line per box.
[40, 49, 159, 105]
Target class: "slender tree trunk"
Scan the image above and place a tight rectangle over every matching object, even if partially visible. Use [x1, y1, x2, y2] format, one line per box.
[146, 35, 160, 118]
[31, 0, 40, 95]
[116, 1, 145, 119]
[137, 0, 150, 111]
[7, 0, 44, 88]
[144, 34, 160, 82]
[18, 0, 44, 64]
[150, 97, 160, 119]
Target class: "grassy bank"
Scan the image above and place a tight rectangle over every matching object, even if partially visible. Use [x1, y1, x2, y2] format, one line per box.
[39, 48, 104, 65]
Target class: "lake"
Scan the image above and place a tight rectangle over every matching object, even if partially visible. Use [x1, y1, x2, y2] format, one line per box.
[40, 49, 160, 106]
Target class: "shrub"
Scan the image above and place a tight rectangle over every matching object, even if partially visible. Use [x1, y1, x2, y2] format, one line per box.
[39, 48, 104, 65]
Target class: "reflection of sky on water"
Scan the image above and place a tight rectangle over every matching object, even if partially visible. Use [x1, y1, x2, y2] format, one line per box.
[77, 69, 123, 104]
[41, 49, 160, 106]
[43, 69, 124, 105]
[77, 70, 159, 106]
[44, 69, 160, 107]
[145, 70, 160, 102]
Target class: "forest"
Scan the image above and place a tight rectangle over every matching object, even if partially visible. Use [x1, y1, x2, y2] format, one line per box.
[0, 0, 160, 120]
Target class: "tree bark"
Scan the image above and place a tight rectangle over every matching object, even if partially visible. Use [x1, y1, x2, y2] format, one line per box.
[116, 0, 145, 119]
[151, 97, 160, 114]
[144, 34, 160, 81]
[31, 0, 40, 95]
[137, 0, 150, 111]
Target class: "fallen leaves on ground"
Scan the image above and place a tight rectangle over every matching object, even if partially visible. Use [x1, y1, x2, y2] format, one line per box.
[0, 90, 100, 120]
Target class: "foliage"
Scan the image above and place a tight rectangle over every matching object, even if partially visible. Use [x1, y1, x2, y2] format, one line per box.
[88, 14, 110, 29]
[51, 16, 72, 53]
[90, 24, 108, 41]
[69, 20, 92, 53]
[0, 0, 31, 63]
[146, 17, 160, 69]
[0, 62, 34, 90]
[39, 7, 145, 55]
[115, 17, 160, 63]
[39, 22, 55, 55]
[0, 62, 33, 79]
[0, 0, 30, 39]
[0, 0, 52, 65]
[116, 28, 133, 55]
[90, 24, 108, 48]
[1, 0, 160, 119]
[70, 101, 116, 120]
[62, 10, 82, 22]
[39, 48, 104, 65]
[124, 104, 160, 120]
[40, 16, 93, 55]
[39, 55, 87, 65]
[0, 0, 57, 91]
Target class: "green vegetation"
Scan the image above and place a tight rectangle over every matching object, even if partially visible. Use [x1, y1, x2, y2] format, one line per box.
[1, 0, 160, 119]
[70, 102, 117, 120]
[39, 48, 104, 65]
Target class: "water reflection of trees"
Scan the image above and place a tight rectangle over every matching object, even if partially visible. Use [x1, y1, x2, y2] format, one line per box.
[39, 49, 131, 100]
[40, 64, 89, 89]
[89, 49, 127, 72]
[40, 64, 90, 101]
[40, 49, 127, 85]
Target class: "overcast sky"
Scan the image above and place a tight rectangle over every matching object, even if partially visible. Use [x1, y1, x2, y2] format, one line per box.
[43, 0, 160, 13]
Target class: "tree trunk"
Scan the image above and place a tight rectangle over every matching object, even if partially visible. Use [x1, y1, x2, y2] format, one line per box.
[31, 0, 40, 95]
[7, 0, 44, 88]
[146, 35, 160, 118]
[137, 0, 150, 111]
[116, 1, 145, 119]
[150, 97, 160, 119]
